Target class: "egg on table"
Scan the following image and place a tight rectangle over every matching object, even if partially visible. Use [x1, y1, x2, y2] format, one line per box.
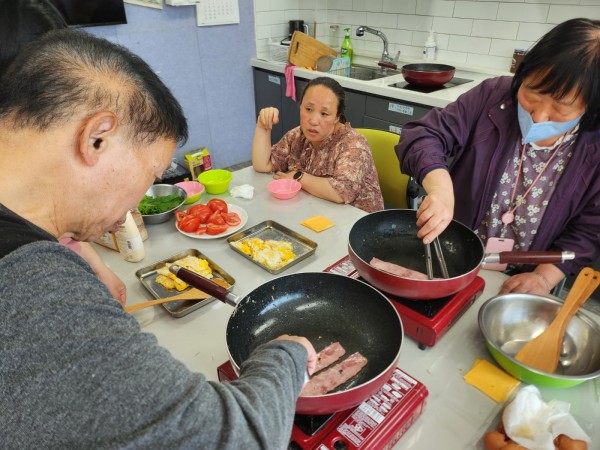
[155, 255, 213, 291]
[231, 238, 296, 270]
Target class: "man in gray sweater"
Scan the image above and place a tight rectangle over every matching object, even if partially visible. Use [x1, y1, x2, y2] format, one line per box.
[0, 29, 316, 448]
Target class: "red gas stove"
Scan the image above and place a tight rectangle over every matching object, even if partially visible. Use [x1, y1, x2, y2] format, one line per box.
[324, 256, 485, 350]
[217, 361, 428, 450]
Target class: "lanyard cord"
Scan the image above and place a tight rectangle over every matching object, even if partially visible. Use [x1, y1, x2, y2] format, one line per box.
[501, 136, 567, 226]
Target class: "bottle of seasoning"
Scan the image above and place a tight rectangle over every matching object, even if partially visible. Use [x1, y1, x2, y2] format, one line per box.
[510, 49, 527, 73]
[130, 208, 148, 241]
[115, 211, 145, 262]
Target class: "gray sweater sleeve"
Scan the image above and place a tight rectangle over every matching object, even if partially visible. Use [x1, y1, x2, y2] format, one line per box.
[0, 242, 307, 449]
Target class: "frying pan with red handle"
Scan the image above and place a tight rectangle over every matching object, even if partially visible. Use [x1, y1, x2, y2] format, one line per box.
[348, 209, 575, 300]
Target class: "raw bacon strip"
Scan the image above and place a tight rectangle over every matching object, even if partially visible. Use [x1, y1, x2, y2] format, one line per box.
[300, 352, 368, 397]
[315, 342, 346, 373]
[370, 257, 430, 280]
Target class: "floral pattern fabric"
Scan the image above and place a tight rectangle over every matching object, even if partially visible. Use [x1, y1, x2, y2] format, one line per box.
[270, 123, 384, 213]
[476, 135, 576, 251]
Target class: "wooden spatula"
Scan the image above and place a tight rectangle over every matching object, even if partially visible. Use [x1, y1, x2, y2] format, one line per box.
[125, 288, 211, 313]
[514, 267, 600, 373]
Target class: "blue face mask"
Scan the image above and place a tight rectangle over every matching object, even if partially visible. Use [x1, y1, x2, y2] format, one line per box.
[517, 102, 583, 145]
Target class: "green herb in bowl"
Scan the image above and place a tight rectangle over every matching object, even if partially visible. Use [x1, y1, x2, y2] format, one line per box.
[138, 194, 182, 215]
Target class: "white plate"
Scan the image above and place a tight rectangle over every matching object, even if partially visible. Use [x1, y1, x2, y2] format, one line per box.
[175, 203, 248, 239]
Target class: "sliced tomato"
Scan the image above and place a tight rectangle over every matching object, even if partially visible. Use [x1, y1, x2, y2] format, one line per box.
[194, 224, 207, 235]
[208, 210, 226, 225]
[175, 211, 187, 223]
[206, 223, 228, 235]
[207, 198, 228, 213]
[187, 204, 212, 222]
[224, 212, 241, 227]
[179, 216, 201, 233]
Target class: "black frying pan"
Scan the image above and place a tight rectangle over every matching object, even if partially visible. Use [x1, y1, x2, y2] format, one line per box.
[169, 268, 403, 415]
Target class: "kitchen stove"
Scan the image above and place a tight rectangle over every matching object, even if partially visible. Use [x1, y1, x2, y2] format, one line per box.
[389, 77, 473, 94]
[324, 256, 485, 349]
[217, 362, 428, 450]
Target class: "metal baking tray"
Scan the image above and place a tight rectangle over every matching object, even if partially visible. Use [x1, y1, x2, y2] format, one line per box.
[135, 248, 235, 318]
[227, 220, 318, 274]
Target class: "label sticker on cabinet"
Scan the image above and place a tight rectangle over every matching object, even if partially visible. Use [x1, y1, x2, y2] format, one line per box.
[388, 102, 414, 116]
[268, 75, 281, 85]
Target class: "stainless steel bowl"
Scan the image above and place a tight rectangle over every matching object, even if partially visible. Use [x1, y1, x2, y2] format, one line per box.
[478, 293, 600, 388]
[140, 184, 187, 225]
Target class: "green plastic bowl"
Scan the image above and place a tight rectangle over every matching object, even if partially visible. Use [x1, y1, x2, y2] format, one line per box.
[197, 169, 232, 195]
[478, 293, 600, 388]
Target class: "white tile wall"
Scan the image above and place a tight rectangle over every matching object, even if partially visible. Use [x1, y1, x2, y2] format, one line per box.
[254, 0, 600, 71]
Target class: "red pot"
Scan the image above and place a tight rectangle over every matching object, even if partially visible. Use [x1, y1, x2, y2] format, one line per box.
[401, 63, 455, 87]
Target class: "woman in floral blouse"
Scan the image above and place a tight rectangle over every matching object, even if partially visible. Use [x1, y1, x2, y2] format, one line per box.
[395, 18, 600, 296]
[252, 76, 384, 213]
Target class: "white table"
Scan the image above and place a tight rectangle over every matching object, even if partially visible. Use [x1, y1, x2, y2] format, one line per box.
[95, 166, 600, 449]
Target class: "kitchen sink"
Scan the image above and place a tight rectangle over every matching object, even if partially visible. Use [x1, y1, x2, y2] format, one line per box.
[346, 64, 402, 80]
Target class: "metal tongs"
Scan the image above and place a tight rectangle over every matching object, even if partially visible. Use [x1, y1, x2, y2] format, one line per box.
[425, 237, 450, 280]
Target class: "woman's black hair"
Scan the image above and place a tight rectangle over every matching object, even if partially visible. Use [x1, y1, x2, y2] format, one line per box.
[510, 18, 600, 132]
[0, 0, 68, 75]
[299, 76, 347, 123]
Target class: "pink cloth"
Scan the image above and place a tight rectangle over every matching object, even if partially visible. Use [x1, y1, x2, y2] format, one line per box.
[285, 63, 296, 101]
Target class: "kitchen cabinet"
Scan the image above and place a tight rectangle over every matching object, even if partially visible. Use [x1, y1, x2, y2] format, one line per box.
[363, 95, 432, 134]
[253, 68, 433, 136]
[344, 90, 366, 128]
[252, 68, 307, 143]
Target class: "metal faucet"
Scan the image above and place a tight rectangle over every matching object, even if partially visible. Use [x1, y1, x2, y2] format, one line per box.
[356, 26, 394, 65]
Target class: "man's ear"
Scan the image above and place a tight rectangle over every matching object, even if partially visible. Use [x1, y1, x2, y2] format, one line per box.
[78, 111, 118, 165]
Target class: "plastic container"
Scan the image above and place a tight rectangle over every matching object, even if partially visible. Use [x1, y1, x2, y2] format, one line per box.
[175, 180, 205, 204]
[510, 49, 527, 73]
[130, 208, 148, 241]
[197, 169, 232, 194]
[423, 31, 437, 61]
[340, 27, 353, 64]
[267, 179, 302, 200]
[115, 210, 145, 262]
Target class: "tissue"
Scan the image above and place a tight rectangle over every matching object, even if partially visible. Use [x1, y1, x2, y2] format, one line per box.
[230, 184, 254, 199]
[503, 385, 591, 450]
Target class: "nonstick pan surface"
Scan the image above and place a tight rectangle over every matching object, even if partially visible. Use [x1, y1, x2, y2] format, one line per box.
[170, 268, 403, 415]
[348, 209, 571, 300]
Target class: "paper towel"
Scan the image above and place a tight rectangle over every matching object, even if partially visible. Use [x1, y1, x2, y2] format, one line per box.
[503, 385, 591, 450]
[230, 184, 254, 199]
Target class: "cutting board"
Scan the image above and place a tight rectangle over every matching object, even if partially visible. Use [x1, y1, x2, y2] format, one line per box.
[288, 31, 337, 68]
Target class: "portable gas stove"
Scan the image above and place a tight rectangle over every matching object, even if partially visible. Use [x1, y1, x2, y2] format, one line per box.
[324, 256, 485, 349]
[218, 362, 428, 450]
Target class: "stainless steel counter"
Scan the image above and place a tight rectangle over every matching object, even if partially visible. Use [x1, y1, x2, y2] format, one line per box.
[95, 166, 599, 449]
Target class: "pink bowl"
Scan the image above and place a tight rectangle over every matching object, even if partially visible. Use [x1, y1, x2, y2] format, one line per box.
[267, 179, 302, 200]
[175, 180, 205, 204]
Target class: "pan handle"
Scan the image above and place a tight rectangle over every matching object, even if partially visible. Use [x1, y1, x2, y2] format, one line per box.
[169, 265, 239, 307]
[484, 251, 575, 264]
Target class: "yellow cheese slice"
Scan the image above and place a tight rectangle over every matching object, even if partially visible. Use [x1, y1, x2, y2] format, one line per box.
[464, 358, 521, 403]
[300, 215, 335, 232]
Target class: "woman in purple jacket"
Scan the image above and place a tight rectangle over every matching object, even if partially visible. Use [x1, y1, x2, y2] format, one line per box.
[396, 18, 600, 296]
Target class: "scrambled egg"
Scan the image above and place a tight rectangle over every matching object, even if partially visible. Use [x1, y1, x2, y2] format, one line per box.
[231, 237, 296, 270]
[155, 255, 213, 291]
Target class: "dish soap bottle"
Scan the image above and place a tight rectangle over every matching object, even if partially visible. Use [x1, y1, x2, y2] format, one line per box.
[340, 27, 353, 64]
[423, 30, 437, 61]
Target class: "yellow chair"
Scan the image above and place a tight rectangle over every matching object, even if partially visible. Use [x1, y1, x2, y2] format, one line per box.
[356, 128, 410, 209]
